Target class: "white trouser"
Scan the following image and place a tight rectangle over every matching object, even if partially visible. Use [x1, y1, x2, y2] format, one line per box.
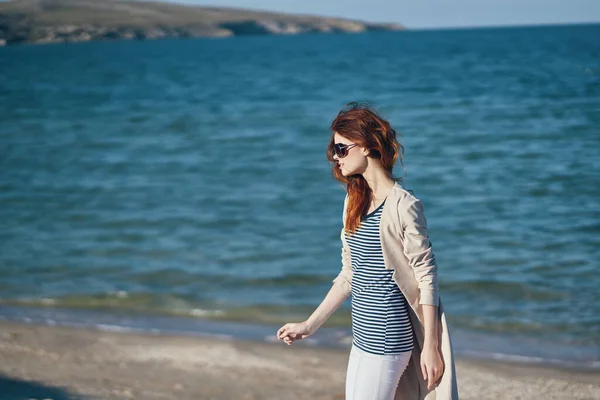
[345, 343, 412, 400]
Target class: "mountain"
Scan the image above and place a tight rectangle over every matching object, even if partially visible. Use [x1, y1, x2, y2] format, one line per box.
[0, 0, 404, 46]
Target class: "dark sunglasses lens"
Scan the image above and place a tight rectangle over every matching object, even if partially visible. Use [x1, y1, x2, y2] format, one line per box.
[333, 144, 347, 158]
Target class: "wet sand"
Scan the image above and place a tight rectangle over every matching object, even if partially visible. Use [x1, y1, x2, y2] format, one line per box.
[0, 321, 598, 400]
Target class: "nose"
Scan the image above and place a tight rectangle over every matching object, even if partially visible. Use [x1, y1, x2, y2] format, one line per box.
[332, 153, 339, 161]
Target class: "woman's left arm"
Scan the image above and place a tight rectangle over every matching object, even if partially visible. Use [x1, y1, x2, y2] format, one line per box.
[421, 304, 444, 390]
[401, 197, 444, 390]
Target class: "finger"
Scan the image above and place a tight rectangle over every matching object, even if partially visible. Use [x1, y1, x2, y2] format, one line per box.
[277, 326, 288, 339]
[421, 361, 428, 382]
[436, 366, 445, 383]
[434, 368, 443, 385]
[426, 365, 435, 390]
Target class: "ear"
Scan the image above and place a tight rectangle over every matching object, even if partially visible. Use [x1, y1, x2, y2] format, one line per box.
[362, 147, 370, 156]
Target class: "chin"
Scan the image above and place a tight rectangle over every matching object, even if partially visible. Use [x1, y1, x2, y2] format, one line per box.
[341, 168, 355, 176]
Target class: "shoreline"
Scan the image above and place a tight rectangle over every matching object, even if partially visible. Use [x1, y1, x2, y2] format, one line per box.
[1, 321, 599, 400]
[1, 303, 598, 372]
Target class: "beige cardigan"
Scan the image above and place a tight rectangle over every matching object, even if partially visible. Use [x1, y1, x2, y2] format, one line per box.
[332, 182, 459, 400]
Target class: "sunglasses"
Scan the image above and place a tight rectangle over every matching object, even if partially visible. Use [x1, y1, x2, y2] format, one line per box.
[333, 143, 358, 158]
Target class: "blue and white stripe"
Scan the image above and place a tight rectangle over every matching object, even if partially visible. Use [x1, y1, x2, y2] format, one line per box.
[345, 200, 414, 355]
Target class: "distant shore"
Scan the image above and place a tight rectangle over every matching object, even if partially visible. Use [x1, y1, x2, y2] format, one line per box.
[0, 0, 404, 46]
[0, 321, 598, 400]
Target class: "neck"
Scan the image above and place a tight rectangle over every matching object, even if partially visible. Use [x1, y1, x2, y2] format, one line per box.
[362, 161, 395, 198]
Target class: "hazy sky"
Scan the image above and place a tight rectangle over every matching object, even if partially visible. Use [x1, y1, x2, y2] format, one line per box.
[167, 0, 600, 29]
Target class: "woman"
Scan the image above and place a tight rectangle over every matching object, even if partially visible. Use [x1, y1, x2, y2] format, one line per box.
[276, 103, 458, 400]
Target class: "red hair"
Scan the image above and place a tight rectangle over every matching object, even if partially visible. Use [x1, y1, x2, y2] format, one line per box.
[326, 102, 404, 234]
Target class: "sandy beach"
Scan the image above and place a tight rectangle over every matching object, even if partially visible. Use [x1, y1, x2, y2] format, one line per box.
[0, 321, 598, 400]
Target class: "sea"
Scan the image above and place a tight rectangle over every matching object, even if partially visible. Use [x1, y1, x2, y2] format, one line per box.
[1, 23, 599, 369]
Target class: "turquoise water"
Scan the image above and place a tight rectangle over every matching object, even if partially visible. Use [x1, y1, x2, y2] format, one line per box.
[1, 24, 599, 367]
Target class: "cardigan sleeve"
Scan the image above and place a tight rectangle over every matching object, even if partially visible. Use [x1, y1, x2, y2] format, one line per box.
[400, 197, 440, 306]
[332, 194, 353, 296]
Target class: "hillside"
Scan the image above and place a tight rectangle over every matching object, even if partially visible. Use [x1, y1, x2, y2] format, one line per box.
[0, 0, 404, 45]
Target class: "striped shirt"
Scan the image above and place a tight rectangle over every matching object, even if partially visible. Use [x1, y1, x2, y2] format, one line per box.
[345, 200, 414, 355]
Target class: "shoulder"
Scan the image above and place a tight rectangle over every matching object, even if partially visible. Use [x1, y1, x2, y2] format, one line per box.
[390, 182, 421, 207]
[389, 183, 427, 226]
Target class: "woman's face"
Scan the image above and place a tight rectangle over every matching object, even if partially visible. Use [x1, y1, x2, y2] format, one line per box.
[333, 132, 368, 176]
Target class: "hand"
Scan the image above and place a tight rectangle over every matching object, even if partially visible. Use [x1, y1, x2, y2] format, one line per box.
[276, 321, 313, 345]
[420, 344, 444, 391]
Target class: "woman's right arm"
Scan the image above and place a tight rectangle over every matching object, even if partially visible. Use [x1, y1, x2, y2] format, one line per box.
[277, 228, 352, 344]
[277, 196, 352, 344]
[306, 280, 350, 331]
[277, 277, 350, 345]
[309, 223, 355, 330]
